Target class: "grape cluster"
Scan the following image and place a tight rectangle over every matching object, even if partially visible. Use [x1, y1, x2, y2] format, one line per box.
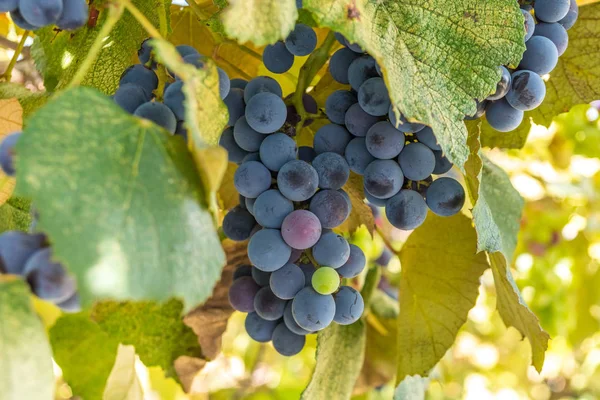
[220, 75, 366, 356]
[473, 0, 578, 132]
[113, 40, 231, 139]
[0, 230, 80, 312]
[1, 0, 88, 31]
[326, 34, 466, 231]
[262, 23, 317, 74]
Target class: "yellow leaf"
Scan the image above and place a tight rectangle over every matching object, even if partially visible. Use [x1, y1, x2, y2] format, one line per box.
[0, 98, 22, 205]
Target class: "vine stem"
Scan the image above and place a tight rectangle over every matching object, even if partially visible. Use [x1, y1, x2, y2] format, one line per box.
[1, 30, 30, 81]
[360, 266, 382, 310]
[376, 225, 399, 255]
[158, 0, 168, 38]
[67, 4, 124, 88]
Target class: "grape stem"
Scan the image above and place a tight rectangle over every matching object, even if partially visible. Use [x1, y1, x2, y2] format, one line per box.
[0, 30, 29, 82]
[360, 266, 381, 313]
[67, 4, 124, 88]
[375, 225, 399, 255]
[291, 31, 337, 132]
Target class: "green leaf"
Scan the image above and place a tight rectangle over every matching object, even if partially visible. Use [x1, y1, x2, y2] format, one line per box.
[302, 321, 366, 400]
[222, 0, 298, 46]
[489, 252, 550, 372]
[474, 116, 533, 150]
[394, 375, 429, 400]
[397, 213, 489, 381]
[0, 83, 48, 119]
[0, 277, 55, 400]
[0, 196, 31, 233]
[15, 87, 225, 311]
[304, 0, 526, 170]
[103, 345, 144, 400]
[31, 0, 170, 93]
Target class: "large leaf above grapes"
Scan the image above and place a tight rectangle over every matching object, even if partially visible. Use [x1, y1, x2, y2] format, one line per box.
[15, 87, 225, 312]
[304, 0, 526, 169]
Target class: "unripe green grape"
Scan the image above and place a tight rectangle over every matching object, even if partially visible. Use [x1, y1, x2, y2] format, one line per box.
[311, 267, 340, 295]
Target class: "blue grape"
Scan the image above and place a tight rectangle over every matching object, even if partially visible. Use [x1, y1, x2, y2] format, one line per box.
[56, 293, 81, 313]
[218, 68, 231, 99]
[221, 127, 249, 163]
[426, 177, 465, 216]
[283, 302, 311, 335]
[399, 142, 436, 181]
[336, 244, 366, 278]
[433, 151, 453, 174]
[281, 210, 322, 249]
[535, 0, 570, 23]
[56, 0, 88, 30]
[138, 39, 152, 64]
[277, 160, 319, 201]
[0, 0, 17, 12]
[234, 265, 253, 280]
[313, 124, 352, 155]
[506, 70, 547, 111]
[0, 231, 45, 275]
[10, 8, 39, 30]
[345, 137, 375, 175]
[182, 53, 205, 70]
[245, 196, 256, 215]
[245, 312, 278, 342]
[242, 152, 261, 164]
[19, 0, 62, 26]
[299, 263, 315, 287]
[312, 232, 350, 268]
[388, 106, 426, 133]
[358, 77, 390, 117]
[254, 286, 287, 320]
[224, 88, 246, 126]
[248, 229, 292, 272]
[335, 33, 363, 53]
[272, 323, 306, 356]
[0, 132, 20, 176]
[263, 41, 294, 74]
[309, 189, 350, 229]
[223, 206, 256, 241]
[338, 188, 352, 209]
[163, 80, 186, 120]
[325, 90, 357, 125]
[228, 276, 260, 312]
[345, 103, 380, 137]
[292, 287, 336, 331]
[333, 286, 364, 325]
[518, 36, 558, 75]
[487, 66, 512, 101]
[270, 263, 305, 300]
[177, 45, 199, 58]
[134, 102, 177, 134]
[231, 78, 248, 90]
[485, 99, 524, 132]
[329, 48, 360, 84]
[296, 0, 303, 8]
[415, 127, 441, 151]
[533, 22, 569, 56]
[385, 189, 428, 230]
[558, 0, 578, 30]
[366, 121, 405, 159]
[114, 83, 151, 114]
[298, 146, 316, 163]
[234, 117, 265, 152]
[245, 92, 287, 134]
[233, 160, 271, 198]
[24, 249, 76, 303]
[465, 100, 488, 120]
[259, 133, 297, 171]
[253, 190, 294, 229]
[363, 159, 404, 199]
[364, 188, 387, 206]
[285, 24, 317, 56]
[348, 56, 378, 91]
[244, 76, 283, 103]
[522, 9, 536, 42]
[312, 152, 350, 190]
[376, 247, 393, 267]
[252, 267, 271, 286]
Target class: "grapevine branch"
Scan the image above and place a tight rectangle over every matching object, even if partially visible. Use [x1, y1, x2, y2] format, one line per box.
[1, 31, 30, 82]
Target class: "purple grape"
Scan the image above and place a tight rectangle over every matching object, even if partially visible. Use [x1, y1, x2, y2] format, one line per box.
[281, 210, 322, 250]
[228, 276, 260, 312]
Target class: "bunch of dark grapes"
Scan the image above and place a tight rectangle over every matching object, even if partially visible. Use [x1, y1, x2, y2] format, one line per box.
[220, 74, 367, 357]
[262, 23, 317, 74]
[472, 0, 578, 131]
[0, 0, 89, 31]
[113, 40, 231, 139]
[326, 34, 466, 231]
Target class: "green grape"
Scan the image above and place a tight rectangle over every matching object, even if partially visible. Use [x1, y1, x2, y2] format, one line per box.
[311, 267, 340, 295]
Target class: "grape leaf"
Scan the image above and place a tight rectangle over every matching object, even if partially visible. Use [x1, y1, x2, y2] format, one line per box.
[102, 345, 144, 400]
[0, 277, 55, 400]
[0, 98, 21, 206]
[397, 213, 489, 381]
[15, 87, 225, 311]
[475, 116, 533, 150]
[394, 375, 430, 400]
[489, 252, 550, 372]
[218, 163, 239, 211]
[303, 0, 526, 170]
[0, 83, 47, 119]
[222, 0, 298, 46]
[0, 196, 31, 233]
[302, 321, 366, 400]
[31, 0, 170, 94]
